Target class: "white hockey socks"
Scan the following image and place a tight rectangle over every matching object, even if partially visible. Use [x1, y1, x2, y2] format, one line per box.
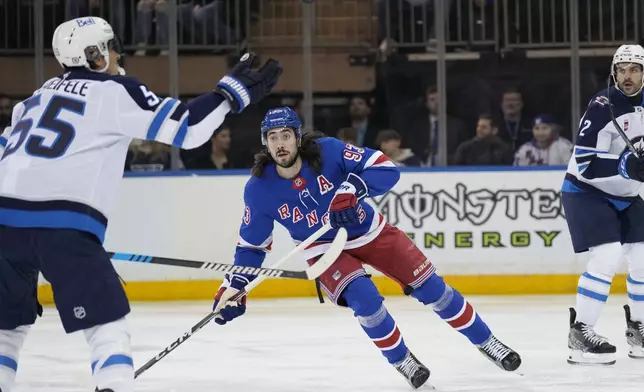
[0, 326, 29, 392]
[84, 318, 134, 392]
[627, 275, 644, 322]
[625, 243, 644, 322]
[575, 242, 622, 327]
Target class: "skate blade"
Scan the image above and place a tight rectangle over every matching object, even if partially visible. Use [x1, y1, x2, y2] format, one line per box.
[567, 350, 616, 365]
[419, 382, 437, 390]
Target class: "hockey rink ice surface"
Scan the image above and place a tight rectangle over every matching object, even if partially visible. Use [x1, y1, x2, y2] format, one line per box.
[14, 295, 644, 391]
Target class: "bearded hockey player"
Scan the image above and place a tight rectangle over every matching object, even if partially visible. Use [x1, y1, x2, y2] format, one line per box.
[211, 107, 521, 389]
[562, 44, 644, 365]
[0, 16, 281, 392]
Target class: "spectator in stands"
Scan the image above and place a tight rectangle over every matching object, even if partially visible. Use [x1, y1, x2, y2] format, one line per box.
[126, 141, 173, 172]
[453, 114, 513, 166]
[337, 127, 358, 146]
[513, 115, 573, 166]
[175, 0, 239, 47]
[347, 96, 380, 148]
[376, 129, 422, 167]
[377, 0, 452, 53]
[0, 94, 12, 129]
[181, 124, 233, 170]
[402, 85, 468, 166]
[65, 0, 125, 42]
[134, 0, 240, 55]
[496, 87, 533, 151]
[134, 0, 170, 56]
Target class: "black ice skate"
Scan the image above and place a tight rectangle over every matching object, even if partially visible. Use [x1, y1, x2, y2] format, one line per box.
[393, 351, 431, 389]
[567, 308, 616, 365]
[477, 335, 521, 371]
[624, 305, 644, 359]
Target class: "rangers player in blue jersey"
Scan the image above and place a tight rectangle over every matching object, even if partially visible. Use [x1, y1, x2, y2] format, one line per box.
[212, 107, 522, 389]
[562, 44, 644, 365]
[0, 16, 281, 392]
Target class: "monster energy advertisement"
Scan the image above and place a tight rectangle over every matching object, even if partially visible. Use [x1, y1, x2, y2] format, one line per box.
[366, 171, 572, 266]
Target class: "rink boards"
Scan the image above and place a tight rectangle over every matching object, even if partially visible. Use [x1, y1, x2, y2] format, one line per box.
[36, 166, 631, 303]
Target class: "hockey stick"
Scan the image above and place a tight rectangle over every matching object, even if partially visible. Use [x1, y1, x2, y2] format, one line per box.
[108, 252, 328, 280]
[133, 224, 345, 378]
[607, 75, 640, 157]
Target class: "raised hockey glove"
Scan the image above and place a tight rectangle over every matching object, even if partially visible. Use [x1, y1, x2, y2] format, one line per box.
[328, 173, 368, 229]
[618, 149, 644, 182]
[213, 272, 255, 325]
[216, 52, 283, 114]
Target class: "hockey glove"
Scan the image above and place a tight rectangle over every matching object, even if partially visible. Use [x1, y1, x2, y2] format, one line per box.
[213, 272, 255, 325]
[328, 173, 368, 229]
[216, 52, 283, 114]
[618, 150, 644, 182]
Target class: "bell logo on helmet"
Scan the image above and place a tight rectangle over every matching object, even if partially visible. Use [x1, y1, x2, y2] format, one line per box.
[76, 17, 96, 27]
[240, 53, 250, 62]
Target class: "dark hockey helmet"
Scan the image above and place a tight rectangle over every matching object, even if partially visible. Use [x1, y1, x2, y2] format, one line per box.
[260, 107, 302, 146]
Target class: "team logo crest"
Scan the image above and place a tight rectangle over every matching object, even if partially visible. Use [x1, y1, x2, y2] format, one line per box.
[292, 176, 307, 191]
[625, 136, 644, 155]
[74, 306, 86, 319]
[594, 96, 609, 106]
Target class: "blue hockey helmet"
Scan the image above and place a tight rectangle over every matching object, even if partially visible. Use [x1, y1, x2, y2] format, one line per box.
[260, 107, 302, 145]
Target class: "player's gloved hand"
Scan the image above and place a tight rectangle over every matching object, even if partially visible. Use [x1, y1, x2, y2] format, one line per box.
[618, 149, 644, 182]
[212, 272, 255, 325]
[216, 52, 283, 114]
[328, 173, 368, 229]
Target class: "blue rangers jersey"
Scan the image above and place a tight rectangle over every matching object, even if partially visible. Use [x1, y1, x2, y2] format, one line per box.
[235, 137, 399, 267]
[0, 70, 230, 243]
[563, 87, 644, 206]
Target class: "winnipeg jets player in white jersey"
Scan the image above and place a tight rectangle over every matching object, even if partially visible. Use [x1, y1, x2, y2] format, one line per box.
[0, 17, 281, 392]
[562, 44, 644, 365]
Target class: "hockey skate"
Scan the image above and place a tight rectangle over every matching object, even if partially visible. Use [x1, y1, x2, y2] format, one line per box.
[567, 308, 616, 365]
[477, 335, 522, 371]
[624, 305, 644, 359]
[393, 351, 431, 389]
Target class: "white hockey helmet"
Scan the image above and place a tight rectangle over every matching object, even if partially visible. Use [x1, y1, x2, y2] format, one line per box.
[52, 17, 123, 73]
[611, 44, 644, 96]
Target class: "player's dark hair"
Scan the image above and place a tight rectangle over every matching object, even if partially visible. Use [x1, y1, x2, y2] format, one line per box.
[251, 130, 326, 177]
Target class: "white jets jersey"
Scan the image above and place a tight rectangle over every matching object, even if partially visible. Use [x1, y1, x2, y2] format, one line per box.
[0, 70, 230, 242]
[563, 87, 644, 200]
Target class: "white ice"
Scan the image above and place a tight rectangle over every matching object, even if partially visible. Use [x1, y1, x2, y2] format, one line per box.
[13, 294, 644, 391]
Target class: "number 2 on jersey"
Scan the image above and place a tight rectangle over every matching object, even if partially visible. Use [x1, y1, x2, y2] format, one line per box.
[2, 95, 85, 160]
[579, 119, 592, 137]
